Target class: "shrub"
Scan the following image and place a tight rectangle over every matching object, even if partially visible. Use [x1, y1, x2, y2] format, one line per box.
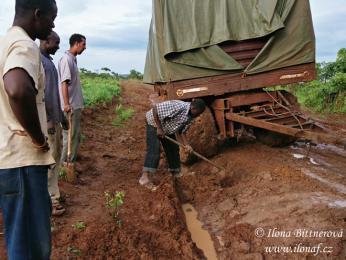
[112, 105, 135, 127]
[80, 71, 121, 107]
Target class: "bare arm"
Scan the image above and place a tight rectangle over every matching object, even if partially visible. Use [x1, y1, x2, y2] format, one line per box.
[3, 68, 48, 150]
[153, 105, 164, 138]
[176, 132, 193, 152]
[176, 132, 189, 146]
[61, 80, 71, 112]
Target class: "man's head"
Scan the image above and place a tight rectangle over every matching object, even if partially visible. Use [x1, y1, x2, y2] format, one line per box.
[40, 31, 60, 55]
[190, 98, 206, 118]
[69, 34, 86, 55]
[15, 0, 57, 40]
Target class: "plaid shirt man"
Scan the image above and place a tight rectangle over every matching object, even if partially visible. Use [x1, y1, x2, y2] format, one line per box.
[146, 100, 193, 135]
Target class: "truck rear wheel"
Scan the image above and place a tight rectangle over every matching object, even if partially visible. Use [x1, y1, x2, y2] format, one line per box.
[254, 128, 296, 147]
[180, 107, 219, 164]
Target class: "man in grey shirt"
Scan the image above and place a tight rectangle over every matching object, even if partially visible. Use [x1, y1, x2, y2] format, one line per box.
[58, 33, 86, 164]
[40, 31, 67, 216]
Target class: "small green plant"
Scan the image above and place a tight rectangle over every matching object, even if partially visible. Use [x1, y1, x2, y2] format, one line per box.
[112, 104, 135, 127]
[72, 221, 86, 230]
[58, 167, 67, 181]
[67, 246, 82, 256]
[80, 134, 87, 143]
[104, 191, 125, 226]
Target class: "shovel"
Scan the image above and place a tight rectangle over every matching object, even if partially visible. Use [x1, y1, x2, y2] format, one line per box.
[164, 135, 226, 175]
[65, 111, 77, 184]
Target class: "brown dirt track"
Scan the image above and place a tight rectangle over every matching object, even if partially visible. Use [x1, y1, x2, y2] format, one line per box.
[1, 80, 346, 259]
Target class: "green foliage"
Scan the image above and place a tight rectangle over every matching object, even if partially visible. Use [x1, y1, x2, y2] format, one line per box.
[128, 69, 143, 80]
[67, 246, 82, 256]
[59, 167, 67, 181]
[336, 48, 346, 73]
[112, 105, 135, 127]
[318, 62, 337, 83]
[104, 191, 125, 226]
[294, 73, 346, 113]
[295, 81, 326, 112]
[101, 67, 111, 72]
[289, 48, 346, 114]
[80, 69, 121, 107]
[72, 221, 86, 230]
[80, 134, 87, 143]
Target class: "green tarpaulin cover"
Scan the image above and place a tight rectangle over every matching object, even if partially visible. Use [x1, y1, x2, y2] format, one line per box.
[144, 0, 315, 84]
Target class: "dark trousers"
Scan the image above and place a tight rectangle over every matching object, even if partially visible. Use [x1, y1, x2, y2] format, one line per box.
[143, 124, 180, 173]
[0, 166, 51, 260]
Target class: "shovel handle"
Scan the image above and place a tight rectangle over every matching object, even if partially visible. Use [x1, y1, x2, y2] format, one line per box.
[164, 135, 224, 171]
[67, 111, 73, 163]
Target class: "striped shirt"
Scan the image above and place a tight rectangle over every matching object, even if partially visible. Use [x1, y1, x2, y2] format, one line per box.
[146, 100, 193, 135]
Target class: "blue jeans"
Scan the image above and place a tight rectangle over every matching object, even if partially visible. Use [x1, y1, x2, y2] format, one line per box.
[143, 124, 181, 174]
[0, 166, 51, 260]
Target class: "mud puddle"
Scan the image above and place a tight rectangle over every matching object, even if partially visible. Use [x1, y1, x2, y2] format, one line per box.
[310, 192, 346, 208]
[182, 204, 217, 260]
[302, 168, 346, 195]
[291, 142, 346, 175]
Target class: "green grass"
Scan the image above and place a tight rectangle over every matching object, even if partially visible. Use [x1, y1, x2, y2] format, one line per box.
[72, 221, 86, 231]
[58, 167, 67, 181]
[269, 73, 346, 114]
[81, 73, 121, 107]
[112, 105, 135, 127]
[67, 246, 82, 256]
[293, 73, 346, 113]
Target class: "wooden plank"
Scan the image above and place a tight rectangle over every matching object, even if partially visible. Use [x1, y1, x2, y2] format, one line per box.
[265, 117, 304, 126]
[165, 63, 317, 99]
[225, 112, 345, 146]
[226, 91, 277, 107]
[219, 40, 266, 53]
[245, 109, 289, 119]
[288, 121, 314, 128]
[238, 59, 255, 67]
[227, 49, 261, 60]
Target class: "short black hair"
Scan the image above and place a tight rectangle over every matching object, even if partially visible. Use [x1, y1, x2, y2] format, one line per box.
[15, 0, 56, 13]
[69, 34, 86, 47]
[191, 98, 206, 112]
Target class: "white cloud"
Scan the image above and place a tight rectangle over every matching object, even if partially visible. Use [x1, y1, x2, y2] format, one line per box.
[0, 0, 152, 74]
[1, 0, 345, 73]
[310, 0, 346, 62]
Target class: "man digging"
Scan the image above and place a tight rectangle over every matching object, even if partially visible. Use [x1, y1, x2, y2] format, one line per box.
[139, 99, 206, 189]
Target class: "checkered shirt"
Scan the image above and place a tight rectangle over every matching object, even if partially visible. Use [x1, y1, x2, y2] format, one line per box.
[146, 100, 193, 135]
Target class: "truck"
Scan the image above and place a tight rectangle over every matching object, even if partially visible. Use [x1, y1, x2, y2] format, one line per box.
[144, 0, 345, 159]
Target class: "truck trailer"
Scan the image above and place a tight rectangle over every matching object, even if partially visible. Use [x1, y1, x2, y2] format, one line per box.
[144, 0, 344, 158]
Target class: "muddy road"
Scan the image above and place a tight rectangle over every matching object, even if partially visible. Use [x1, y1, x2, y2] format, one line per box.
[1, 80, 346, 259]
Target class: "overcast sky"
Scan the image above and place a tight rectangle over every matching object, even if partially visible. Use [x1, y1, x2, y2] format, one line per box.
[0, 0, 345, 74]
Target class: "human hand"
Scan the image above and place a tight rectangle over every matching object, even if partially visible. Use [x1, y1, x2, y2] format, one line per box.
[184, 144, 193, 153]
[32, 136, 50, 152]
[61, 114, 69, 130]
[63, 104, 71, 113]
[157, 128, 165, 139]
[48, 127, 55, 135]
[47, 121, 55, 135]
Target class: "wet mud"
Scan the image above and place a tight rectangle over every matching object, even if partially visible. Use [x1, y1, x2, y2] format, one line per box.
[1, 80, 345, 259]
